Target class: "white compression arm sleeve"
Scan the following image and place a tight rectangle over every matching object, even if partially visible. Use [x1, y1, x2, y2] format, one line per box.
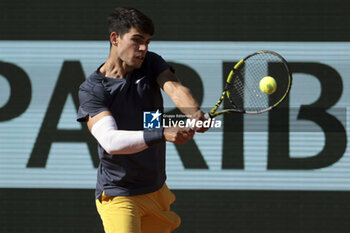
[91, 115, 148, 154]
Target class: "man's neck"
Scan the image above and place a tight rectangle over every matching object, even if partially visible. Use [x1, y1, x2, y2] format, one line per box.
[99, 57, 132, 79]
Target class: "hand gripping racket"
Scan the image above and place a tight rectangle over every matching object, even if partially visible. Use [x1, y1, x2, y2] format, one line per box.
[205, 50, 292, 118]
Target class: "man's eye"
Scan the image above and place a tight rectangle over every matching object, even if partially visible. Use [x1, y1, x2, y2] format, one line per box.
[133, 39, 143, 44]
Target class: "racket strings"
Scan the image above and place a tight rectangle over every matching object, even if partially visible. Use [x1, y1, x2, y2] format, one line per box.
[227, 52, 290, 112]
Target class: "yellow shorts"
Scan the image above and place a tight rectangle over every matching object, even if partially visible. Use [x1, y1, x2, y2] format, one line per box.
[96, 184, 181, 233]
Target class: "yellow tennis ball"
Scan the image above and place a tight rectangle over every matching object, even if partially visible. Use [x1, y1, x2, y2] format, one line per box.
[259, 76, 277, 95]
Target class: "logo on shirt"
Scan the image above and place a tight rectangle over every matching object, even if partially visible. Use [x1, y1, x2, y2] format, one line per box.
[135, 76, 146, 84]
[143, 110, 162, 129]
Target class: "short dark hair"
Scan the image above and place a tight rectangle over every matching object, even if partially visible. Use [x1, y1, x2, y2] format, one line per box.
[108, 7, 155, 37]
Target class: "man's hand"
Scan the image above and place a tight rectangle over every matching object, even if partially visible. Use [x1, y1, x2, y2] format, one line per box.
[164, 127, 195, 144]
[190, 110, 211, 133]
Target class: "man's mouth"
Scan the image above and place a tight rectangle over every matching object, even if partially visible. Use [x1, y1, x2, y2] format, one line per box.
[135, 55, 144, 61]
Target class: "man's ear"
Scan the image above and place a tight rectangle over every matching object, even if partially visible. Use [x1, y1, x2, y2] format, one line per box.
[110, 32, 119, 46]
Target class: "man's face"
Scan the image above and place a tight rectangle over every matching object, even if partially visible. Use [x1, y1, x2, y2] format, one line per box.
[116, 27, 151, 69]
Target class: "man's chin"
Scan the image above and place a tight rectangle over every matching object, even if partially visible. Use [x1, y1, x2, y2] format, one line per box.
[125, 61, 142, 70]
[133, 62, 143, 69]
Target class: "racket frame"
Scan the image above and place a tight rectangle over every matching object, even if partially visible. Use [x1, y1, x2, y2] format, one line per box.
[206, 51, 292, 118]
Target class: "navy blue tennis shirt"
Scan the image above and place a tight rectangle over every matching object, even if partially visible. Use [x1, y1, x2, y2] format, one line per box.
[76, 51, 172, 199]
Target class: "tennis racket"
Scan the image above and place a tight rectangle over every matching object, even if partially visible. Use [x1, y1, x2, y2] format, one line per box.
[205, 50, 292, 118]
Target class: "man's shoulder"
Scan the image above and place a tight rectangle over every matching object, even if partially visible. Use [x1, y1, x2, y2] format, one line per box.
[145, 51, 163, 61]
[78, 70, 107, 102]
[142, 51, 169, 72]
[147, 51, 160, 57]
[79, 70, 104, 91]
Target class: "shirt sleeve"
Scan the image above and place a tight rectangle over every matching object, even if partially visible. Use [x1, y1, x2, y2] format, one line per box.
[148, 52, 175, 79]
[76, 82, 109, 122]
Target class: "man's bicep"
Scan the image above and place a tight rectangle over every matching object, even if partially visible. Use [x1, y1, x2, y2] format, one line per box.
[87, 110, 113, 132]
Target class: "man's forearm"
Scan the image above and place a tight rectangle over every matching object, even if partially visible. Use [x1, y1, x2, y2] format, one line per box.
[169, 83, 201, 117]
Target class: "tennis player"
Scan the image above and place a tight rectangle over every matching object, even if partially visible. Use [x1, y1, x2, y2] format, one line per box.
[77, 7, 208, 233]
